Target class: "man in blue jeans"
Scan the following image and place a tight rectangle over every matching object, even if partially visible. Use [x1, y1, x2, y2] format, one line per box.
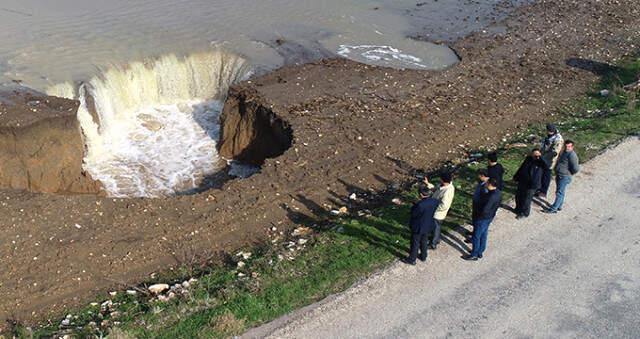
[463, 179, 501, 261]
[544, 140, 580, 213]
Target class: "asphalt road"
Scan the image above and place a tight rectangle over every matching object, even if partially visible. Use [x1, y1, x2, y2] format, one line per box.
[245, 137, 640, 339]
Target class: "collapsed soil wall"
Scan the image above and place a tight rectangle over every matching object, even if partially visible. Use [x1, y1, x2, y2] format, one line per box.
[218, 88, 293, 165]
[0, 89, 101, 194]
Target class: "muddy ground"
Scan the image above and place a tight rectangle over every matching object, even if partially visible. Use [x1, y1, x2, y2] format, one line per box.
[0, 0, 639, 330]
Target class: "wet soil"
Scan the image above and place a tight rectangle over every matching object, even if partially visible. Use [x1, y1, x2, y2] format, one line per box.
[0, 88, 101, 194]
[0, 0, 639, 330]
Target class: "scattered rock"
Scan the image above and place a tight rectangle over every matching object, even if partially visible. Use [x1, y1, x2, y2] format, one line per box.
[507, 142, 529, 149]
[126, 290, 137, 296]
[291, 226, 311, 237]
[237, 261, 246, 268]
[599, 89, 610, 96]
[298, 238, 308, 245]
[236, 251, 252, 260]
[148, 283, 170, 294]
[392, 198, 403, 205]
[349, 193, 357, 200]
[623, 80, 640, 91]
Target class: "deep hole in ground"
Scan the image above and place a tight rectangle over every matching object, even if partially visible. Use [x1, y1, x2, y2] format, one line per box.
[0, 86, 294, 196]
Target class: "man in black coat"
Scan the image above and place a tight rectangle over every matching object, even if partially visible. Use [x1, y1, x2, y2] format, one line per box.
[403, 185, 439, 265]
[513, 148, 546, 219]
[463, 179, 501, 261]
[487, 152, 505, 191]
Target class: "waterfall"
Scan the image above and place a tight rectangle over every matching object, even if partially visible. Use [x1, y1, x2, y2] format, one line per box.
[48, 51, 249, 197]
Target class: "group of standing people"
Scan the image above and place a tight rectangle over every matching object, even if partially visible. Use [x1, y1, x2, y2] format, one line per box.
[513, 124, 580, 218]
[403, 124, 580, 265]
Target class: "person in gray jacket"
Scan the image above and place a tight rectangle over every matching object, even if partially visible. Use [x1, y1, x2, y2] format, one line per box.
[544, 140, 580, 213]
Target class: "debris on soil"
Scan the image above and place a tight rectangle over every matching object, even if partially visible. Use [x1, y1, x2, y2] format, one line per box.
[148, 284, 169, 295]
[2, 0, 640, 328]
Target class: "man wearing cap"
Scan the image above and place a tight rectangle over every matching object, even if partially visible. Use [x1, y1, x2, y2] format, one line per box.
[538, 123, 564, 198]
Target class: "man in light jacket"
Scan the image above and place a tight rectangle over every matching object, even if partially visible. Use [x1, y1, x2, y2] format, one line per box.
[538, 123, 564, 198]
[544, 140, 580, 213]
[423, 172, 455, 250]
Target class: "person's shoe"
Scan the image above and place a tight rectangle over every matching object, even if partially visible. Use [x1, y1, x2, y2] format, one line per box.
[462, 254, 479, 261]
[516, 214, 527, 220]
[418, 256, 427, 262]
[401, 257, 416, 265]
[478, 254, 483, 259]
[536, 192, 547, 199]
[429, 244, 437, 250]
[543, 208, 558, 214]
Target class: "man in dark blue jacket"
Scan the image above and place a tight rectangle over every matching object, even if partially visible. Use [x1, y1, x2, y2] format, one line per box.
[464, 179, 501, 261]
[403, 185, 439, 265]
[465, 169, 490, 244]
[513, 148, 546, 219]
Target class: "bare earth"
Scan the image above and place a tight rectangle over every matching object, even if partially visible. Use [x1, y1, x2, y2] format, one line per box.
[1, 0, 639, 328]
[245, 138, 640, 339]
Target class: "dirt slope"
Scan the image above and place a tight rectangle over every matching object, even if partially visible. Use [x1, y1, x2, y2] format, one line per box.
[0, 0, 639, 329]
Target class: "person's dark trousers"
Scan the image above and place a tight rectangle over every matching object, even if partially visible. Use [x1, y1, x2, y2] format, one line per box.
[540, 168, 553, 195]
[429, 219, 443, 246]
[515, 187, 536, 216]
[408, 232, 429, 262]
[470, 218, 492, 257]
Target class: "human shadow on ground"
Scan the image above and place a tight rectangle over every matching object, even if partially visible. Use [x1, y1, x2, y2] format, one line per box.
[566, 58, 621, 76]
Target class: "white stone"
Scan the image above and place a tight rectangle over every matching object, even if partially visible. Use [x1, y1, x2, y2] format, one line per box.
[148, 283, 170, 294]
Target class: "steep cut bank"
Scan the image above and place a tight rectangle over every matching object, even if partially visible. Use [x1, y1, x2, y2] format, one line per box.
[48, 51, 249, 197]
[0, 88, 101, 194]
[218, 88, 293, 165]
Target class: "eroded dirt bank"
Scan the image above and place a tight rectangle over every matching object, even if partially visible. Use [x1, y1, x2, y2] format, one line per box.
[1, 0, 639, 329]
[0, 89, 101, 194]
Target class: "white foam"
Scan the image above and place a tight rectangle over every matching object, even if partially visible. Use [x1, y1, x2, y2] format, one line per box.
[337, 45, 428, 69]
[48, 51, 249, 197]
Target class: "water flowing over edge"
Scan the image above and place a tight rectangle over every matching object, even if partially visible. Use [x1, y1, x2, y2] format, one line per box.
[47, 50, 250, 197]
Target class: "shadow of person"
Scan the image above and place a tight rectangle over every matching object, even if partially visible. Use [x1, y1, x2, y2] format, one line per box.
[532, 196, 552, 209]
[500, 203, 517, 214]
[565, 58, 620, 76]
[440, 231, 471, 256]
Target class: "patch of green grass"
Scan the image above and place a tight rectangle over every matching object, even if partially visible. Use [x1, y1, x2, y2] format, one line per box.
[19, 58, 640, 339]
